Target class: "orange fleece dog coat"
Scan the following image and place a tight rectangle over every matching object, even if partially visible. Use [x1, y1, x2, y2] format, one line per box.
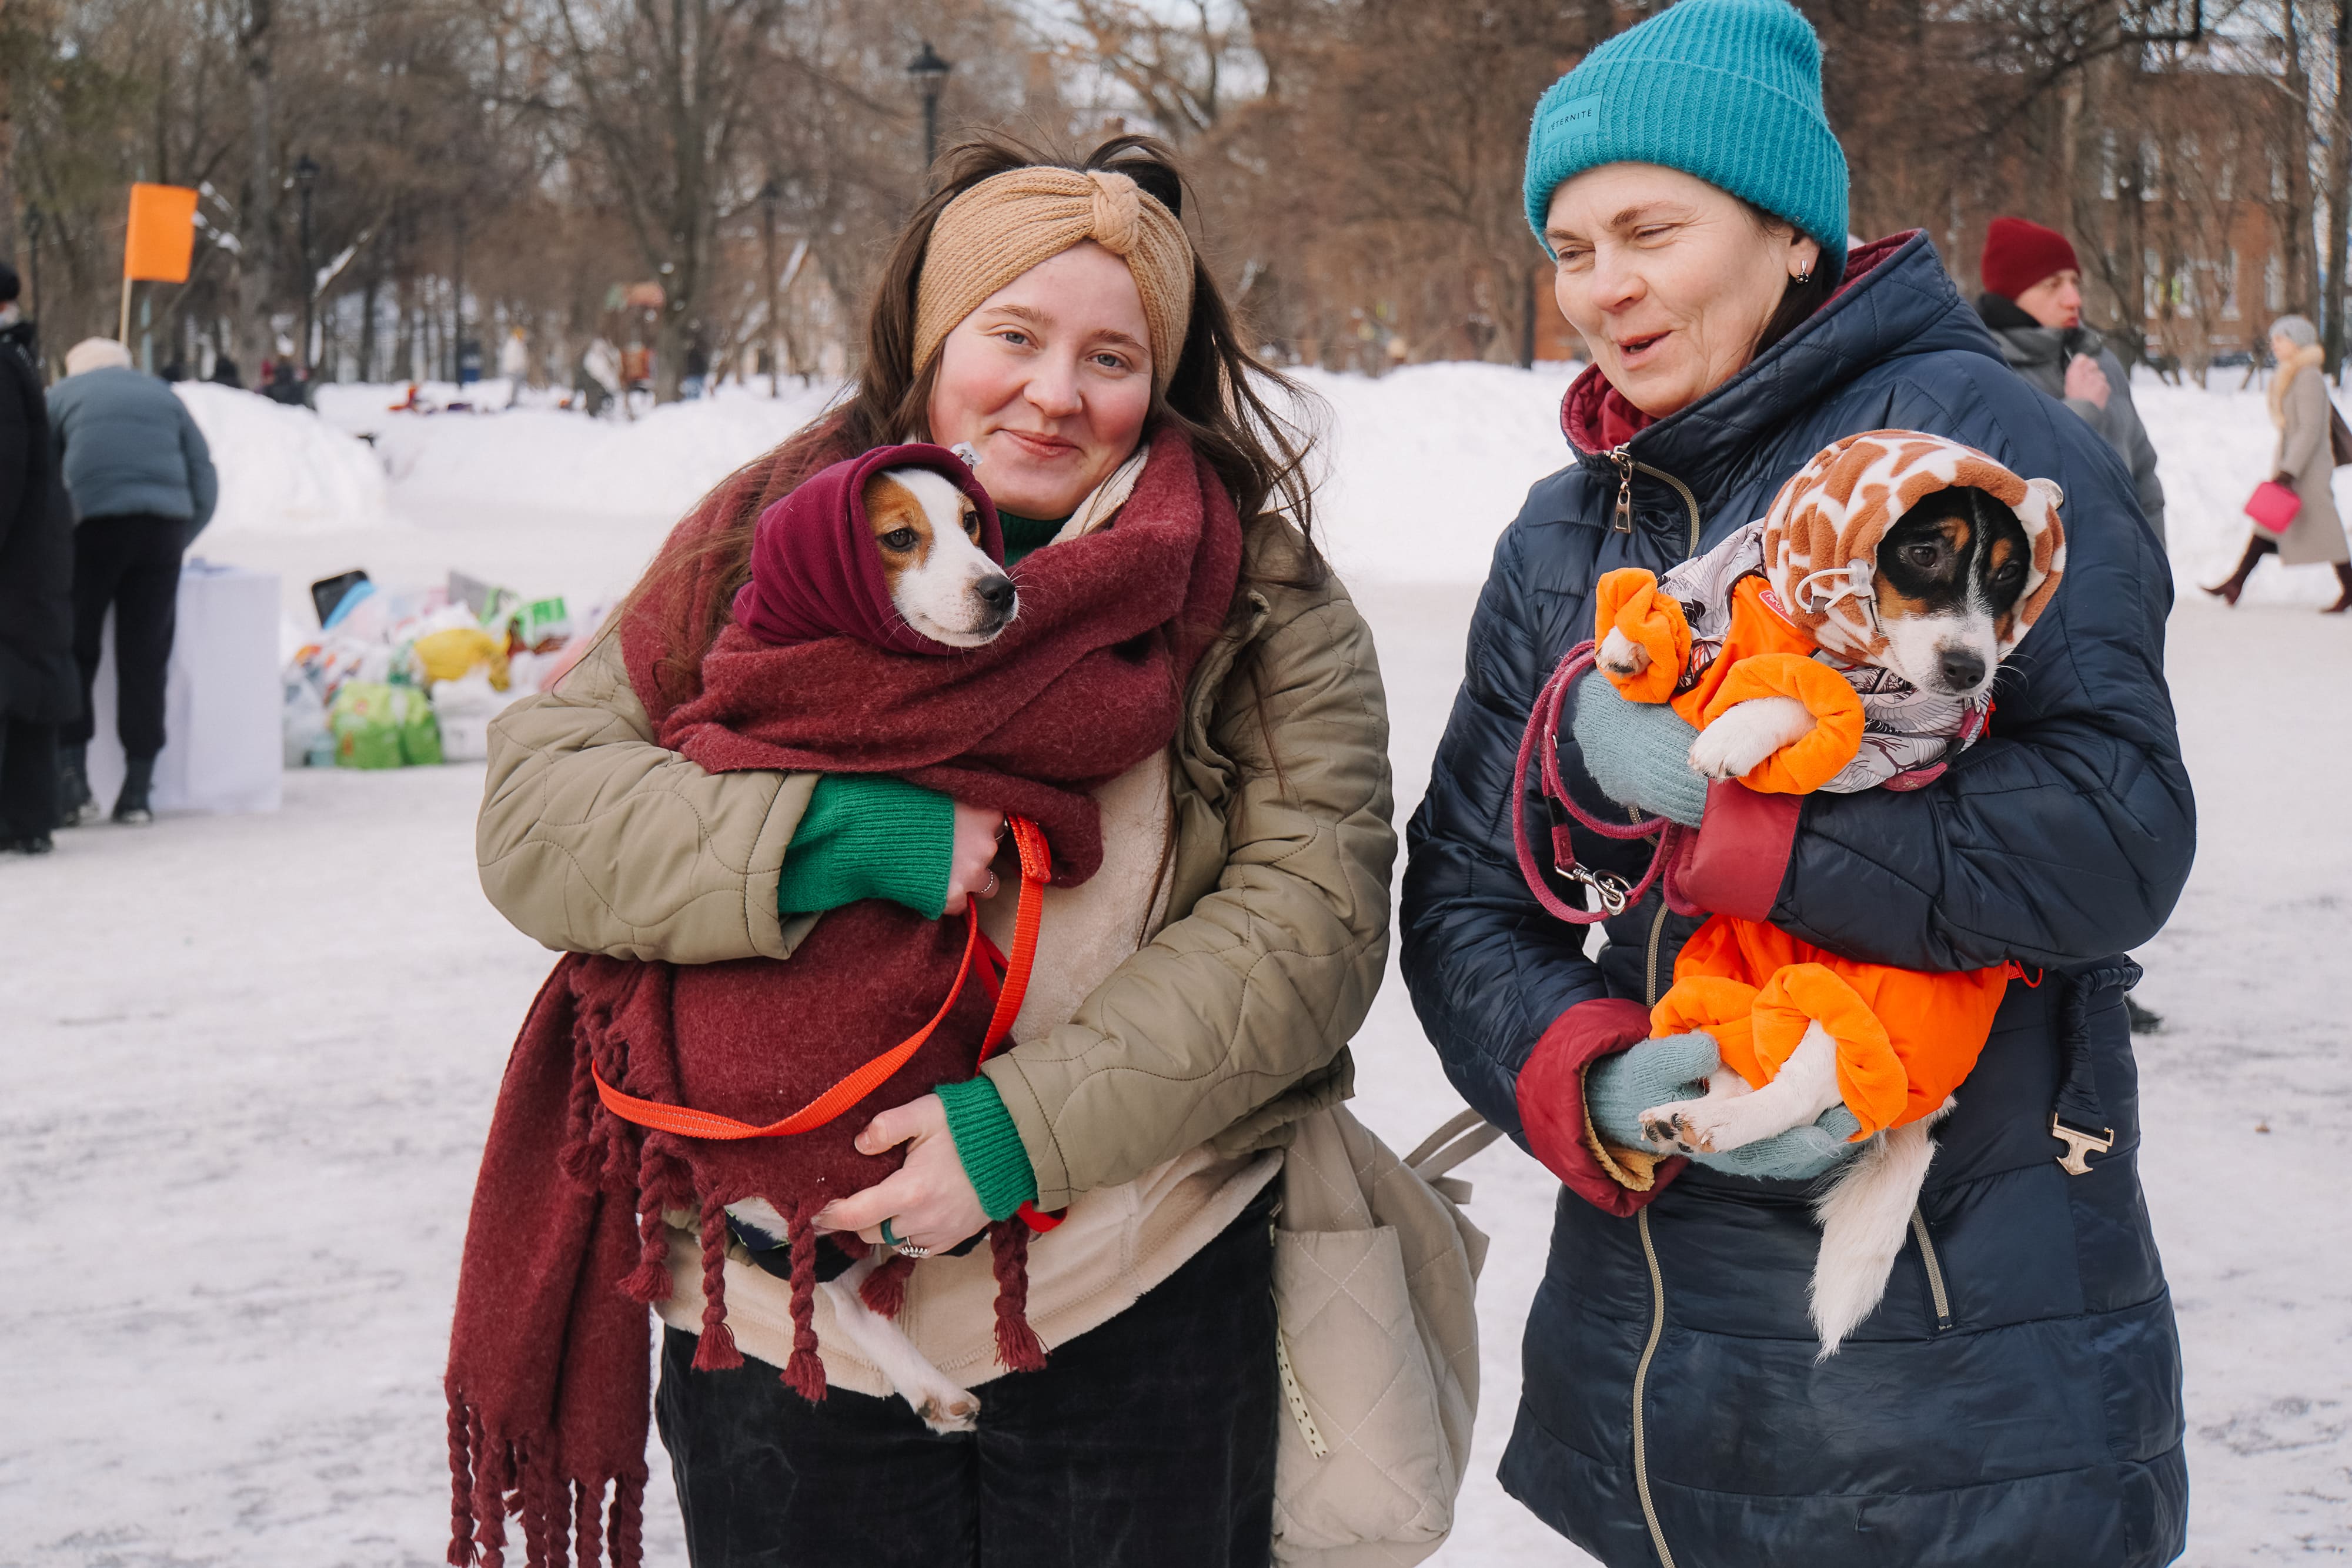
[1594, 431, 2066, 1138]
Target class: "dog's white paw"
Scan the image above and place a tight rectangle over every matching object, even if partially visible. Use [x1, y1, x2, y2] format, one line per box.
[1689, 697, 1814, 780]
[1637, 1097, 1718, 1154]
[913, 1389, 982, 1434]
[1596, 627, 1651, 678]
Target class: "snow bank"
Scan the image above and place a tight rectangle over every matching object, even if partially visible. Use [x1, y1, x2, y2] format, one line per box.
[1292, 362, 1581, 583]
[313, 379, 843, 523]
[291, 363, 2351, 603]
[175, 382, 396, 536]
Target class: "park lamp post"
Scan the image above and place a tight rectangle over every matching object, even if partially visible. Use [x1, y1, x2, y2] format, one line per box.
[294, 154, 320, 376]
[906, 41, 953, 185]
[760, 178, 781, 395]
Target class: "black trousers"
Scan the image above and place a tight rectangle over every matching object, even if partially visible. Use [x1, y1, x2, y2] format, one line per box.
[65, 514, 183, 759]
[655, 1188, 1279, 1568]
[0, 718, 58, 837]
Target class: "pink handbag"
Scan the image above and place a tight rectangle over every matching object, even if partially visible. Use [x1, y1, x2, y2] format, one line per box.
[2247, 479, 2303, 535]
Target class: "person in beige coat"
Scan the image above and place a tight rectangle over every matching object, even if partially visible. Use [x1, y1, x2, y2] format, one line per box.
[2206, 313, 2352, 612]
[473, 132, 1395, 1568]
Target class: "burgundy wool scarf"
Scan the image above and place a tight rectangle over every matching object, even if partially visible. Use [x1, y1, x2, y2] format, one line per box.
[444, 431, 1242, 1568]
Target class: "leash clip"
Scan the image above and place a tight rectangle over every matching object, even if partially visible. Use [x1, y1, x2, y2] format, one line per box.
[2049, 1116, 2114, 1176]
[1558, 860, 1632, 917]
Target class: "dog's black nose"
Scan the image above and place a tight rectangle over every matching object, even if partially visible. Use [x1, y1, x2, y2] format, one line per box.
[976, 575, 1016, 616]
[1937, 647, 1987, 691]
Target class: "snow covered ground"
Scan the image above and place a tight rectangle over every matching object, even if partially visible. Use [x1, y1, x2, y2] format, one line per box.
[6, 365, 2348, 1564]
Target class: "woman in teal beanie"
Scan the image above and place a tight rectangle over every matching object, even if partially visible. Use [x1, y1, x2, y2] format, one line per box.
[1404, 0, 2190, 1563]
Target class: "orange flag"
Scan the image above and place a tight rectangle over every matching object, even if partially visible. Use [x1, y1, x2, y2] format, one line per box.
[123, 183, 200, 283]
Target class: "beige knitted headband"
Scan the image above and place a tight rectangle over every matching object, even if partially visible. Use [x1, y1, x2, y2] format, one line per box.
[913, 167, 1196, 394]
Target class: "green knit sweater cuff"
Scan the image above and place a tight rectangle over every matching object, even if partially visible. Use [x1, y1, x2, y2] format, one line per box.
[776, 775, 955, 920]
[935, 1075, 1039, 1222]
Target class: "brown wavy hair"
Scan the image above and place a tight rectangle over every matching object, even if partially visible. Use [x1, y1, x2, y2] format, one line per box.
[622, 130, 1325, 714]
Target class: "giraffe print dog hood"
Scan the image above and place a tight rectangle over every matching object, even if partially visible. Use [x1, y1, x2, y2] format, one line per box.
[1758, 429, 2067, 664]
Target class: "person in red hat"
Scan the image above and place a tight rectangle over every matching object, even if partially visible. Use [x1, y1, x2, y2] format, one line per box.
[1976, 217, 2169, 1038]
[1975, 216, 2166, 543]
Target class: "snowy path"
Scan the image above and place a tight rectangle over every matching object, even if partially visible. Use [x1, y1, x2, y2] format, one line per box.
[6, 584, 2347, 1564]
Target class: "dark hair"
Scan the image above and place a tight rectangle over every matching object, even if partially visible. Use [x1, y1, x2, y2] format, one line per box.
[623, 131, 1324, 707]
[0, 262, 18, 305]
[1742, 202, 1842, 361]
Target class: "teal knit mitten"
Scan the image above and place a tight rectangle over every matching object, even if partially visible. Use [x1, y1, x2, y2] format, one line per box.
[1569, 672, 1708, 828]
[1584, 1031, 1863, 1181]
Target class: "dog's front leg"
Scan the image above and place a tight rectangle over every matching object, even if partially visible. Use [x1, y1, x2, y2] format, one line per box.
[819, 1254, 981, 1433]
[1687, 696, 1816, 780]
[1639, 1019, 1846, 1154]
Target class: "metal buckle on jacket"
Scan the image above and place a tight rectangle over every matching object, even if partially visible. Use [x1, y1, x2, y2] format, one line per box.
[2049, 1116, 2114, 1176]
[1556, 860, 1631, 917]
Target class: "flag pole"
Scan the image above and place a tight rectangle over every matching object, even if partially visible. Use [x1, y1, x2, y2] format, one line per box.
[119, 278, 134, 343]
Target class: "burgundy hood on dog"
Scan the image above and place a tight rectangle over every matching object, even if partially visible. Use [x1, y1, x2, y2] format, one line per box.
[730, 442, 1004, 653]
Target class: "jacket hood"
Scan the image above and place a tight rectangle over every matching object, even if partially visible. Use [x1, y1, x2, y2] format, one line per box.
[1759, 429, 2066, 663]
[1559, 232, 2007, 511]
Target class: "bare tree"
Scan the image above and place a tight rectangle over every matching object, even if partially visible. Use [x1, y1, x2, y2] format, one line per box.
[529, 0, 784, 401]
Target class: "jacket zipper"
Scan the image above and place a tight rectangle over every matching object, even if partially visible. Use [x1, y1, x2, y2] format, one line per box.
[1910, 1206, 1953, 1330]
[1629, 912, 1678, 1566]
[1606, 445, 1705, 558]
[1632, 1207, 1679, 1568]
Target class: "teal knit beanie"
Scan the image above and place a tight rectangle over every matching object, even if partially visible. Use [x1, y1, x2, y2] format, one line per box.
[1524, 0, 1849, 274]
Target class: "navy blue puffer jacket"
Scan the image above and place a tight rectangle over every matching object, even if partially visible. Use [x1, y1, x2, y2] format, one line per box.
[1401, 233, 2193, 1566]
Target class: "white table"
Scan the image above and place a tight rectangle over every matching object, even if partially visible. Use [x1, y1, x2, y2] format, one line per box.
[86, 559, 283, 816]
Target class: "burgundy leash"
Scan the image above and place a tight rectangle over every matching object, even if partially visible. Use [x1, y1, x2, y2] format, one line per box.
[1512, 640, 1702, 925]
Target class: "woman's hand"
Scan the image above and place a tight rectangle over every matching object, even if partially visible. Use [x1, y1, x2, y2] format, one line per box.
[944, 803, 1006, 915]
[1585, 1032, 1860, 1181]
[1569, 671, 1708, 827]
[813, 1094, 988, 1251]
[2064, 354, 2110, 409]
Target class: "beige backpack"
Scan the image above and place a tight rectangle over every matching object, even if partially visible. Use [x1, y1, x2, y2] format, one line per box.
[1271, 1104, 1500, 1567]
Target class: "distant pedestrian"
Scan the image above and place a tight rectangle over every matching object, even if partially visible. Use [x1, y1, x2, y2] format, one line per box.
[263, 359, 305, 406]
[498, 327, 529, 408]
[0, 265, 77, 854]
[46, 338, 218, 827]
[208, 352, 243, 390]
[2205, 314, 2352, 613]
[1975, 217, 2166, 542]
[1976, 216, 2175, 1036]
[682, 328, 711, 399]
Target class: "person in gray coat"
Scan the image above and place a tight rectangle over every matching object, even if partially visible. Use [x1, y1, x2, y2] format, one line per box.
[2206, 313, 2352, 613]
[45, 337, 218, 825]
[1975, 217, 2166, 542]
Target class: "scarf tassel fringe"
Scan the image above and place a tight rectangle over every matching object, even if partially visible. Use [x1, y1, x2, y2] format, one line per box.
[447, 1394, 647, 1568]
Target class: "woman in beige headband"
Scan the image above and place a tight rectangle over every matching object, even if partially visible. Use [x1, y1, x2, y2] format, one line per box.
[473, 133, 1394, 1565]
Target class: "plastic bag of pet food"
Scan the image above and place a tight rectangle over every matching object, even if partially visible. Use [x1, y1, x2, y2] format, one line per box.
[282, 673, 330, 768]
[397, 683, 445, 766]
[410, 626, 510, 690]
[329, 681, 406, 770]
[429, 671, 504, 763]
[509, 596, 573, 655]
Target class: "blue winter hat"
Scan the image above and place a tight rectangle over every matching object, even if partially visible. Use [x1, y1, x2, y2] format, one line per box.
[1523, 0, 1849, 275]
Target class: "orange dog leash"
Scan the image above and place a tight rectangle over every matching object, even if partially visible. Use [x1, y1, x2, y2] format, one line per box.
[592, 815, 1065, 1228]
